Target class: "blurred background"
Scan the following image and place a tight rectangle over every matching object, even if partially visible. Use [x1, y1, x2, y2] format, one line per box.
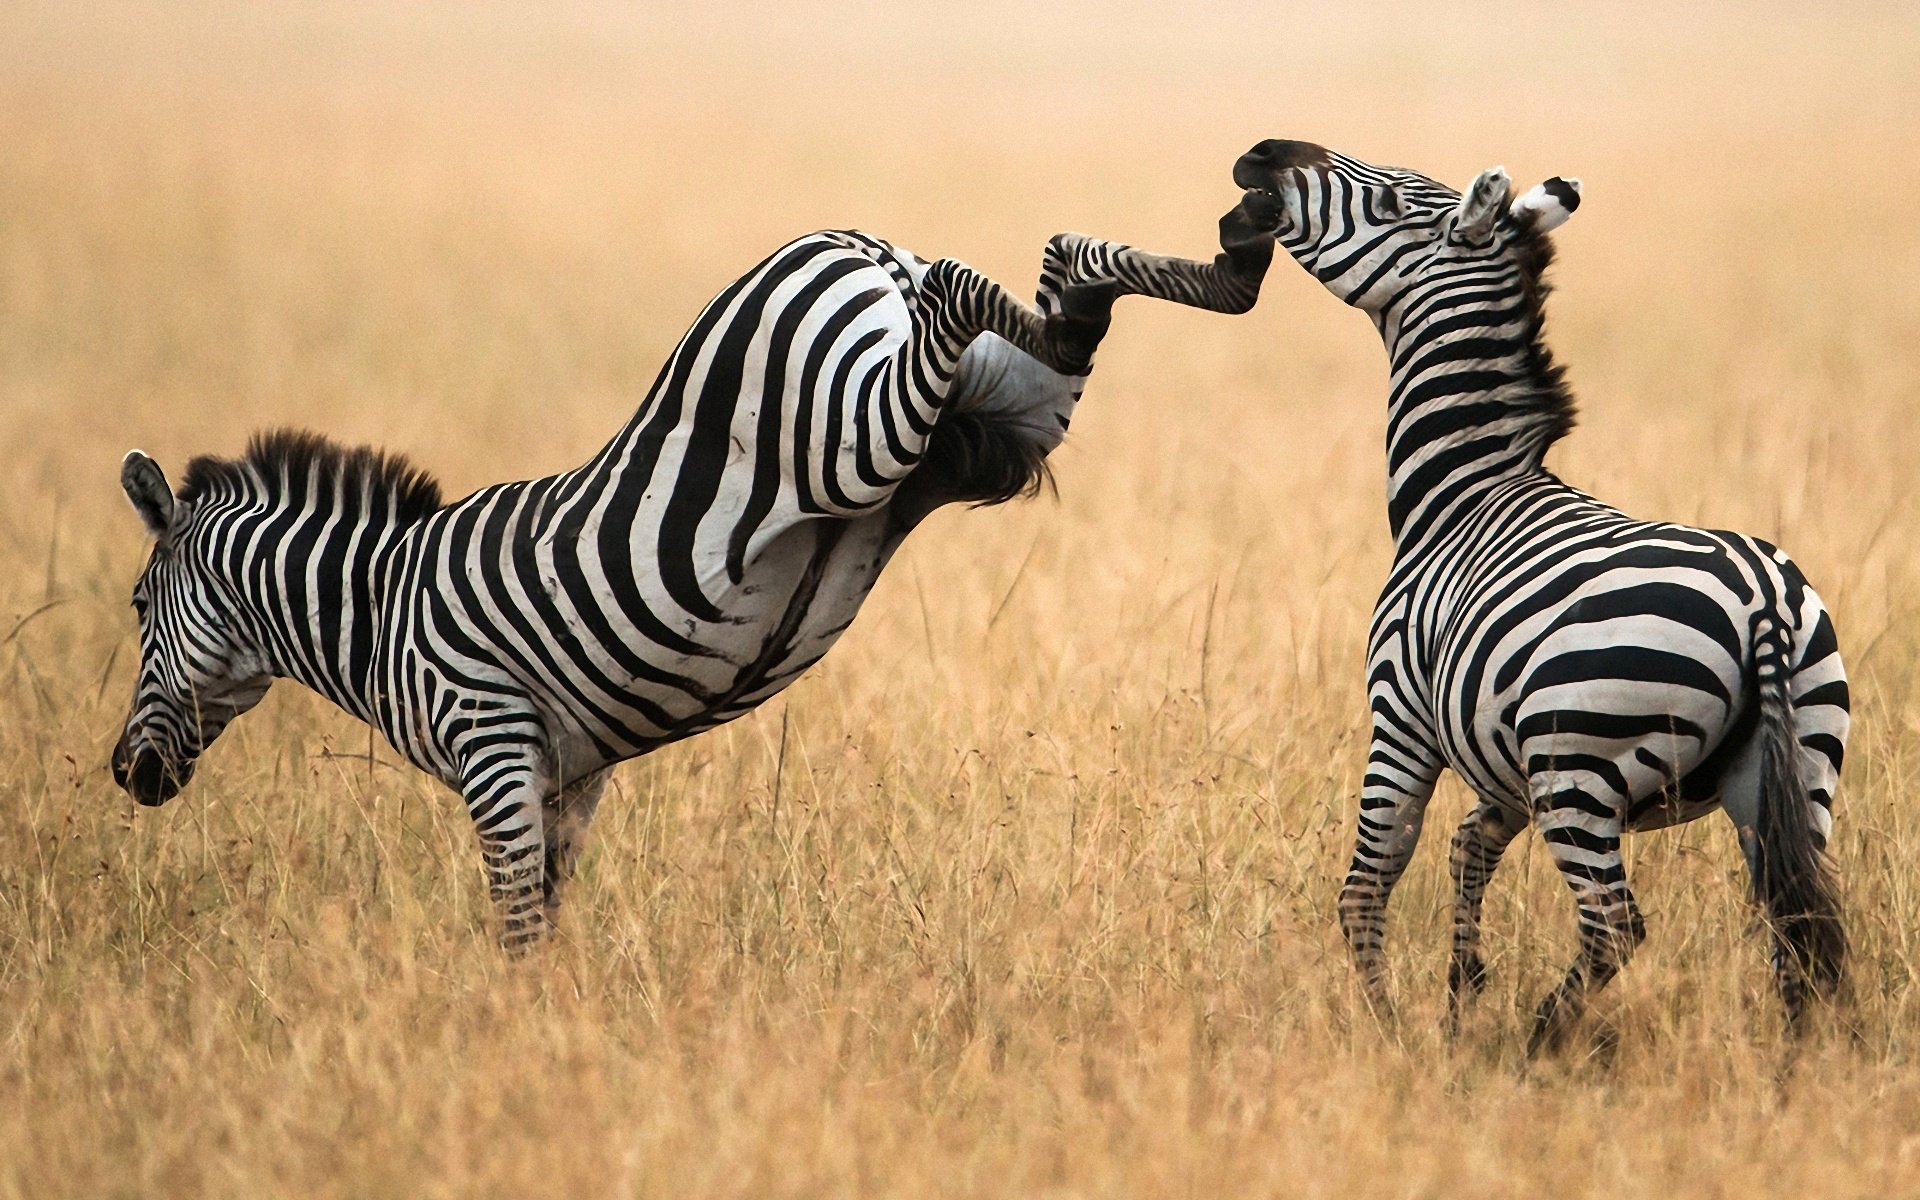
[3, 3, 1919, 1196]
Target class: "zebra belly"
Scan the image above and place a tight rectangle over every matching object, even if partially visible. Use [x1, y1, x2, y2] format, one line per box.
[537, 510, 905, 761]
[701, 508, 904, 700]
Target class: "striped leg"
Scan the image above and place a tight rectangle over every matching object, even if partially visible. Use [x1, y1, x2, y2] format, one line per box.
[541, 768, 612, 927]
[813, 244, 1121, 517]
[1526, 763, 1647, 1056]
[918, 257, 1114, 377]
[1447, 799, 1527, 1028]
[460, 744, 553, 953]
[1339, 718, 1441, 1012]
[1035, 190, 1280, 318]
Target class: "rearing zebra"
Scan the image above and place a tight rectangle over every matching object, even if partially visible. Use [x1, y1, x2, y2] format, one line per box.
[112, 206, 1280, 949]
[1232, 139, 1847, 1048]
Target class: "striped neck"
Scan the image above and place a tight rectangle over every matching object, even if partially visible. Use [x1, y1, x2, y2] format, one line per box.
[172, 432, 443, 728]
[191, 488, 418, 726]
[1373, 258, 1574, 551]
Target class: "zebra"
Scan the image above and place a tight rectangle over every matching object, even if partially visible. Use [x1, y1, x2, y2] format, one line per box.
[1231, 139, 1848, 1048]
[111, 202, 1281, 951]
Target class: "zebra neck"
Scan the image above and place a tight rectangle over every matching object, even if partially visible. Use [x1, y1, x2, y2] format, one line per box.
[1374, 281, 1574, 551]
[224, 507, 409, 724]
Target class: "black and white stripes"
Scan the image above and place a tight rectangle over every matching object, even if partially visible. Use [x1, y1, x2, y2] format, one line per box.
[112, 213, 1277, 949]
[1235, 139, 1848, 1044]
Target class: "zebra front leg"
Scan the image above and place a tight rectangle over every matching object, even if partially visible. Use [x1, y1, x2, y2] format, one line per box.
[1037, 189, 1282, 317]
[1339, 723, 1441, 1016]
[1446, 799, 1528, 1032]
[1526, 770, 1646, 1057]
[461, 752, 554, 953]
[541, 768, 612, 928]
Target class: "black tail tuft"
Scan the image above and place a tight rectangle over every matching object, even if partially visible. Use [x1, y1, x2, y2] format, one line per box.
[1751, 618, 1847, 1006]
[909, 409, 1056, 510]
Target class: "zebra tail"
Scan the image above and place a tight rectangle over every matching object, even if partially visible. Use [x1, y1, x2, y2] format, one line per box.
[914, 409, 1055, 509]
[1752, 618, 1847, 997]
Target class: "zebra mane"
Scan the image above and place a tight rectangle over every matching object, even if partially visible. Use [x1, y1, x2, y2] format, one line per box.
[1509, 222, 1578, 452]
[178, 429, 444, 526]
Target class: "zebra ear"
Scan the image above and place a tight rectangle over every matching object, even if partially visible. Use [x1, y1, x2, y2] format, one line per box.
[1454, 166, 1512, 240]
[121, 450, 176, 541]
[1511, 177, 1582, 232]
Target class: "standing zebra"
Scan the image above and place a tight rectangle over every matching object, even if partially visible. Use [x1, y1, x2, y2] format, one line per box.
[1231, 139, 1847, 1047]
[112, 206, 1280, 950]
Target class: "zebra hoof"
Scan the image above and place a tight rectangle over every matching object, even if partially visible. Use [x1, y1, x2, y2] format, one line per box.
[1587, 1017, 1621, 1067]
[1448, 953, 1490, 1000]
[1525, 1002, 1569, 1059]
[1220, 189, 1283, 262]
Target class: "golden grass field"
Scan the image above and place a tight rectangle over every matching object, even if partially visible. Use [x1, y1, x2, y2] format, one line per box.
[4, 2, 1920, 1195]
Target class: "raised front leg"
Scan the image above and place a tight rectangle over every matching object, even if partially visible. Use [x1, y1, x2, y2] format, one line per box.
[1340, 717, 1442, 1013]
[1036, 189, 1283, 318]
[541, 768, 612, 927]
[1446, 798, 1528, 1030]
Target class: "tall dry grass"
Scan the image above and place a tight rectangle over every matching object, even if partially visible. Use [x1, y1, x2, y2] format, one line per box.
[3, 2, 1919, 1196]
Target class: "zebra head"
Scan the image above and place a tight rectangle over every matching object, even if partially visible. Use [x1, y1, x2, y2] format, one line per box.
[111, 450, 272, 806]
[1232, 139, 1580, 314]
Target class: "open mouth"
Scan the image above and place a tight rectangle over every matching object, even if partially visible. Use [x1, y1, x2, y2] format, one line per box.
[1230, 168, 1294, 237]
[1232, 139, 1329, 228]
[1230, 174, 1292, 237]
[1232, 163, 1275, 194]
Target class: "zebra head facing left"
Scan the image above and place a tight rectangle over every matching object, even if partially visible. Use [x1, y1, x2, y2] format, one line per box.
[112, 450, 272, 806]
[1231, 139, 1581, 315]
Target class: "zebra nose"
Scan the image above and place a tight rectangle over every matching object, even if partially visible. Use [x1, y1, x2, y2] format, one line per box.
[1236, 139, 1331, 180]
[116, 743, 186, 806]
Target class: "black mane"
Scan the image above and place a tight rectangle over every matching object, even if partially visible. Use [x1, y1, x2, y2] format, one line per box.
[1510, 222, 1578, 452]
[178, 429, 443, 526]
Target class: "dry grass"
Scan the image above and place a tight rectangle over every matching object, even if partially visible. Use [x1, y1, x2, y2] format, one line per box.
[4, 2, 1920, 1196]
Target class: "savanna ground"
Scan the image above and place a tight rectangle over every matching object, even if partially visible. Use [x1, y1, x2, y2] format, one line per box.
[3, 2, 1919, 1196]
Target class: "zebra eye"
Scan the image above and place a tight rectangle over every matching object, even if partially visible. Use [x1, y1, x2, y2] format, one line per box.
[1376, 191, 1402, 219]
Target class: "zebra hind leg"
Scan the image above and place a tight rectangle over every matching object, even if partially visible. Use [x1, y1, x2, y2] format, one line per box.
[1034, 190, 1282, 318]
[541, 768, 613, 929]
[1446, 799, 1527, 1033]
[918, 257, 1116, 377]
[1527, 779, 1646, 1057]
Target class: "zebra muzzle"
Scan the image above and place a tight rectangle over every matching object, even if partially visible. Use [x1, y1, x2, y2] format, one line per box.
[112, 738, 191, 806]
